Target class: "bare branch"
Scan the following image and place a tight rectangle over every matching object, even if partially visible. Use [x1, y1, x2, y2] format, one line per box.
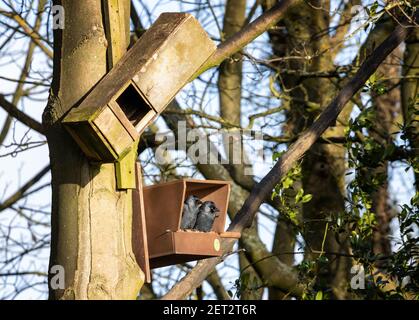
[0, 165, 50, 212]
[194, 0, 294, 76]
[0, 9, 53, 59]
[0, 95, 45, 134]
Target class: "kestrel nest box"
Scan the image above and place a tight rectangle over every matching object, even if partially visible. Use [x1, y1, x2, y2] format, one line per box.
[138, 179, 240, 269]
[63, 13, 216, 162]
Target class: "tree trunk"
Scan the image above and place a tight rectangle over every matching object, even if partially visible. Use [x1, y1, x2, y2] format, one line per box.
[267, 0, 352, 298]
[217, 0, 263, 300]
[269, 217, 296, 299]
[44, 0, 143, 300]
[401, 29, 419, 191]
[371, 49, 401, 258]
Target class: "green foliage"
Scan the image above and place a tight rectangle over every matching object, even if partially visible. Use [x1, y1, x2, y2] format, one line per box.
[361, 1, 381, 32]
[271, 159, 313, 227]
[269, 93, 418, 300]
[387, 193, 419, 298]
[365, 1, 379, 18]
[315, 290, 323, 300]
[231, 272, 265, 299]
[343, 102, 419, 300]
[399, 95, 419, 175]
[364, 72, 388, 95]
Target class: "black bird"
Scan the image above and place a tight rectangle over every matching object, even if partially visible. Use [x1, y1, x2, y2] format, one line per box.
[180, 195, 202, 230]
[194, 201, 220, 232]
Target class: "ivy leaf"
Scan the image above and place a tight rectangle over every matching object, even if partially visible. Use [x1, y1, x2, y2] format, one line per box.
[295, 188, 304, 203]
[288, 210, 299, 225]
[272, 151, 284, 161]
[282, 177, 294, 189]
[315, 291, 323, 300]
[370, 1, 378, 17]
[373, 82, 387, 95]
[302, 194, 313, 203]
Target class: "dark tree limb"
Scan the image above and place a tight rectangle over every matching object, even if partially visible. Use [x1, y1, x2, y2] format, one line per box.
[0, 95, 45, 135]
[0, 165, 50, 212]
[0, 0, 46, 145]
[130, 0, 146, 38]
[206, 270, 231, 300]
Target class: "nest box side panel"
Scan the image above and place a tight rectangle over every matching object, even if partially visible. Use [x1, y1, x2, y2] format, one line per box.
[172, 231, 221, 256]
[147, 230, 176, 260]
[108, 99, 140, 140]
[64, 120, 118, 162]
[149, 231, 222, 269]
[143, 180, 185, 240]
[132, 13, 217, 112]
[132, 164, 151, 283]
[64, 103, 138, 162]
[92, 106, 135, 156]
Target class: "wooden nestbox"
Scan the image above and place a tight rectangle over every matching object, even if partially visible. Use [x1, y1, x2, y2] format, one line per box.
[138, 179, 240, 269]
[63, 13, 216, 162]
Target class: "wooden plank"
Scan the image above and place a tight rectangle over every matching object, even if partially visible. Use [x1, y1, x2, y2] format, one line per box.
[143, 180, 184, 240]
[148, 231, 222, 269]
[103, 0, 127, 68]
[220, 232, 241, 239]
[131, 14, 217, 113]
[108, 99, 139, 141]
[132, 163, 151, 283]
[104, 0, 137, 189]
[134, 108, 157, 135]
[66, 121, 118, 162]
[65, 123, 102, 161]
[115, 140, 138, 190]
[92, 106, 133, 156]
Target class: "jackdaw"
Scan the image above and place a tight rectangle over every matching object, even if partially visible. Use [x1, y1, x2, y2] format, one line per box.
[194, 201, 220, 232]
[180, 195, 202, 230]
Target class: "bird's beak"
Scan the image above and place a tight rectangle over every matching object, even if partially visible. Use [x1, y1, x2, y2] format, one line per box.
[215, 208, 220, 217]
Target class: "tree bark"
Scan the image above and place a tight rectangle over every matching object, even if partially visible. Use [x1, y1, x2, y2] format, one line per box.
[44, 0, 143, 300]
[401, 28, 419, 191]
[371, 48, 402, 258]
[264, 0, 352, 298]
[218, 0, 263, 300]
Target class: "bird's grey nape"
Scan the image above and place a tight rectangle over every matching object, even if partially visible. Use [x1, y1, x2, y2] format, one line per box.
[180, 195, 202, 230]
[194, 201, 220, 232]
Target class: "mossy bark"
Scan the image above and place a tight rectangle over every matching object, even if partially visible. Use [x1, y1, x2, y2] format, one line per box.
[44, 0, 143, 300]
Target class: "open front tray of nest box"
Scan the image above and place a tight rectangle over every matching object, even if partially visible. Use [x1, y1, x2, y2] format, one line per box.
[141, 179, 237, 269]
[62, 13, 216, 162]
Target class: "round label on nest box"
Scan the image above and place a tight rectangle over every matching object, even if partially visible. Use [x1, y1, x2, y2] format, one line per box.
[213, 239, 220, 252]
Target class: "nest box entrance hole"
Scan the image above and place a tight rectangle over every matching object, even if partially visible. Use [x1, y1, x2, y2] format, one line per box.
[115, 83, 154, 128]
